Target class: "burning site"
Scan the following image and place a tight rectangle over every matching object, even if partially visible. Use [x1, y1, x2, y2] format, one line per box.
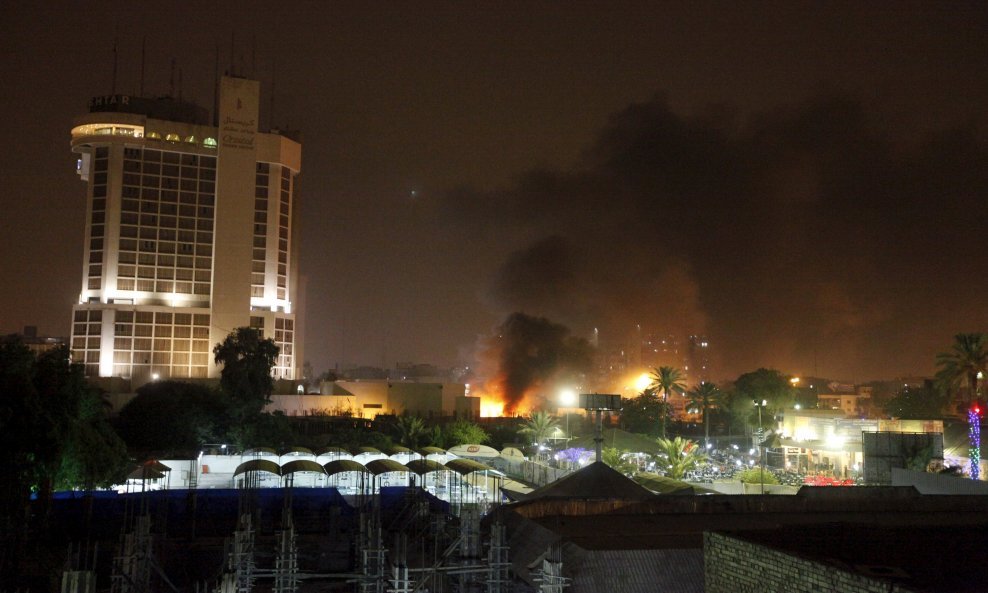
[470, 312, 594, 417]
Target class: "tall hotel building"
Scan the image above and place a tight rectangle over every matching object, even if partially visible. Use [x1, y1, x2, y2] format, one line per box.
[69, 77, 302, 384]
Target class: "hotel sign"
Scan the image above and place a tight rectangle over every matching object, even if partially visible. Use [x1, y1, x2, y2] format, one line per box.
[89, 95, 131, 110]
[219, 81, 258, 151]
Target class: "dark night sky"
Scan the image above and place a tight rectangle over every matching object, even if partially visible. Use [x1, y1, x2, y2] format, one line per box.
[2, 2, 987, 382]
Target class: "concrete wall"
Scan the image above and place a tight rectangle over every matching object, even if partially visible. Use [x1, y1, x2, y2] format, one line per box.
[891, 467, 988, 494]
[704, 532, 917, 593]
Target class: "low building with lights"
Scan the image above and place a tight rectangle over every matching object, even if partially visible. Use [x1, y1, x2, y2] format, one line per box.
[817, 391, 871, 416]
[778, 409, 943, 479]
[68, 77, 302, 386]
[266, 380, 478, 420]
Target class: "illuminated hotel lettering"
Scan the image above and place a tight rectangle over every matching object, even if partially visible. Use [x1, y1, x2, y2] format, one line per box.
[221, 115, 256, 150]
[88, 95, 131, 109]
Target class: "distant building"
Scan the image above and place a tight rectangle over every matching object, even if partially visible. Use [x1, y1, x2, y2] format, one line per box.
[639, 332, 681, 369]
[5, 326, 67, 356]
[778, 409, 943, 477]
[817, 392, 871, 416]
[68, 77, 302, 386]
[686, 334, 710, 385]
[267, 380, 478, 420]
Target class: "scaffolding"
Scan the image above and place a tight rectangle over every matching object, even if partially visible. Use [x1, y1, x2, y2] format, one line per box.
[359, 505, 386, 593]
[110, 514, 153, 593]
[485, 522, 511, 593]
[61, 540, 98, 593]
[532, 544, 569, 593]
[273, 497, 299, 593]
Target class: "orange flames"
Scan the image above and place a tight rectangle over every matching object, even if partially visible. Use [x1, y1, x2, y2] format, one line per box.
[476, 383, 536, 417]
[480, 398, 505, 418]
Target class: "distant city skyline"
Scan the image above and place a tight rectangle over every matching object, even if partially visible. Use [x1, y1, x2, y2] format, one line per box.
[2, 3, 988, 382]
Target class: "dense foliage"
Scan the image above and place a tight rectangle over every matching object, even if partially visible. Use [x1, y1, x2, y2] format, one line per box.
[620, 388, 670, 436]
[213, 327, 279, 417]
[0, 340, 130, 523]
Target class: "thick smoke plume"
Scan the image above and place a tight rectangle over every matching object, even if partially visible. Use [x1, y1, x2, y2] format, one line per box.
[441, 93, 988, 380]
[475, 313, 593, 414]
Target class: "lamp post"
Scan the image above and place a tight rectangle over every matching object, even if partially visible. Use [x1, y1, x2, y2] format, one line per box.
[560, 388, 577, 445]
[754, 399, 768, 494]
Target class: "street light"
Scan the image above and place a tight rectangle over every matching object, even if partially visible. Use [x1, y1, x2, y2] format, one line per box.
[560, 388, 578, 444]
[754, 399, 768, 494]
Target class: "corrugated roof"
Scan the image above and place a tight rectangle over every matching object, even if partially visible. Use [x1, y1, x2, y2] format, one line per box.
[575, 549, 704, 593]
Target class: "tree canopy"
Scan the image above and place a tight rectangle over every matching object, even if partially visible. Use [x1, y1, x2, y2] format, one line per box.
[0, 340, 129, 526]
[114, 380, 228, 456]
[517, 410, 560, 457]
[441, 420, 490, 447]
[213, 327, 279, 416]
[653, 436, 707, 480]
[686, 381, 721, 443]
[649, 366, 686, 437]
[727, 368, 796, 429]
[619, 388, 669, 437]
[935, 333, 988, 404]
[883, 383, 948, 419]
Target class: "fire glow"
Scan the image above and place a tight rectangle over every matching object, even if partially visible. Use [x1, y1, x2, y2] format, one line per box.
[476, 384, 535, 417]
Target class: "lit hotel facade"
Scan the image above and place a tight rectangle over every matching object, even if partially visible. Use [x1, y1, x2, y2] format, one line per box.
[69, 77, 301, 384]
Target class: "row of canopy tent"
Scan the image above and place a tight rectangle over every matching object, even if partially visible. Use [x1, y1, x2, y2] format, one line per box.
[232, 456, 506, 508]
[233, 445, 456, 465]
[233, 457, 501, 480]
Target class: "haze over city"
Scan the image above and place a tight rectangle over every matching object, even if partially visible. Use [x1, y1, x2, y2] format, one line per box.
[3, 2, 988, 382]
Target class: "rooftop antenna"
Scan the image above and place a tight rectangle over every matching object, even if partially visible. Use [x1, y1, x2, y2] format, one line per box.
[139, 36, 146, 97]
[270, 56, 277, 129]
[213, 44, 220, 126]
[169, 58, 175, 97]
[111, 37, 118, 95]
[251, 34, 256, 78]
[230, 31, 235, 76]
[178, 66, 183, 102]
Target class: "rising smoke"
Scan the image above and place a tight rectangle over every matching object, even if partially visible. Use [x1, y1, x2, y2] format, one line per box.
[474, 312, 593, 414]
[442, 93, 988, 380]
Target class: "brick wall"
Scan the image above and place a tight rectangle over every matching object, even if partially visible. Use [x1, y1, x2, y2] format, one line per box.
[704, 532, 917, 593]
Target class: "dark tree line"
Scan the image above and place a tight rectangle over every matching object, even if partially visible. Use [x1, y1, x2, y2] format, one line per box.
[0, 339, 131, 550]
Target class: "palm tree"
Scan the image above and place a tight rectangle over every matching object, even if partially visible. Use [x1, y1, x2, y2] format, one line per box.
[601, 447, 638, 475]
[395, 415, 427, 448]
[686, 381, 721, 445]
[518, 410, 560, 460]
[649, 366, 687, 438]
[653, 436, 707, 480]
[936, 333, 988, 405]
[936, 333, 988, 480]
